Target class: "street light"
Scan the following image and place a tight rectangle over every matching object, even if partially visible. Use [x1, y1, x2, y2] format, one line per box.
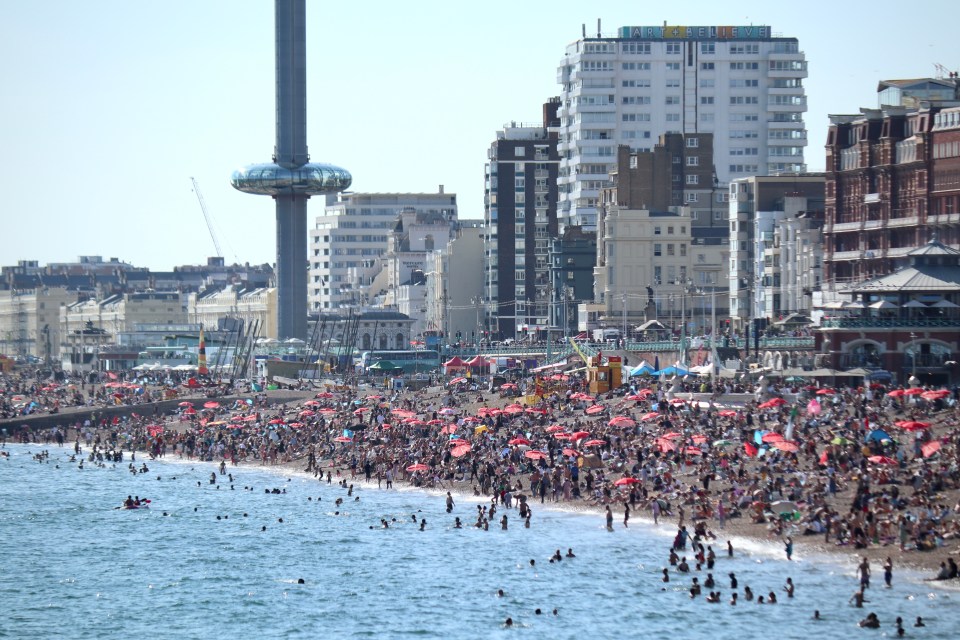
[909, 332, 919, 387]
[471, 296, 485, 347]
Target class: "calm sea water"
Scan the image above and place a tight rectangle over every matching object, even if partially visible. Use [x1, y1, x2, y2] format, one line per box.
[1, 443, 957, 639]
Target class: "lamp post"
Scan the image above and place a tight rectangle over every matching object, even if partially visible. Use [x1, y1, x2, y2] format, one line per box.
[471, 296, 484, 347]
[909, 331, 918, 387]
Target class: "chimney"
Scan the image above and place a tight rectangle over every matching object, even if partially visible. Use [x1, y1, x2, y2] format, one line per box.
[597, 19, 601, 38]
[439, 184, 444, 194]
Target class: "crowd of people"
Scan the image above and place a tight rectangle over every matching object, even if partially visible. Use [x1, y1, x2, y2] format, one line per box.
[7, 364, 960, 584]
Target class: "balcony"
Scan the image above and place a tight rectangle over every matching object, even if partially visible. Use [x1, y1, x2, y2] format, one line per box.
[831, 220, 862, 232]
[886, 216, 919, 228]
[830, 250, 862, 261]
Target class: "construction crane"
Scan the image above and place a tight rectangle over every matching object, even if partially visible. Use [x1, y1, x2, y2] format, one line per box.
[190, 177, 222, 258]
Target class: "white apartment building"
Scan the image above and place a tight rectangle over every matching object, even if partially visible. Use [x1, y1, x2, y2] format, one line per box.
[727, 175, 824, 327]
[556, 24, 807, 228]
[309, 189, 457, 312]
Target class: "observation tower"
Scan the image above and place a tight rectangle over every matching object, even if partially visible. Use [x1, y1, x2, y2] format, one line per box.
[231, 0, 351, 340]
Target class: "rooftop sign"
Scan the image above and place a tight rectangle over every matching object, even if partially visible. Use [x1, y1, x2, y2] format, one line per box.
[619, 25, 771, 40]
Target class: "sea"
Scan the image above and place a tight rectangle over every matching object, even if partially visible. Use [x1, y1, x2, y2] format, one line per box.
[1, 442, 957, 639]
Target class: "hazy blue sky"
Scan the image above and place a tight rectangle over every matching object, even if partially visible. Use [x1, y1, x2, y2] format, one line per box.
[2, 0, 956, 271]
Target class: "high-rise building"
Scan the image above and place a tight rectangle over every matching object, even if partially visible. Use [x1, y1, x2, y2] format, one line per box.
[556, 23, 807, 228]
[483, 101, 561, 340]
[309, 190, 457, 312]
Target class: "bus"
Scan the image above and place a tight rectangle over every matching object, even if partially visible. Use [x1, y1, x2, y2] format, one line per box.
[360, 349, 441, 374]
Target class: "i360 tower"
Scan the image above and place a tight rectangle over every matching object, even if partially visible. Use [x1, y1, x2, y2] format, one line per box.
[231, 0, 351, 340]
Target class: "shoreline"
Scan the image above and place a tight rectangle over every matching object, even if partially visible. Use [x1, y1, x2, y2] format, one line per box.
[19, 383, 960, 579]
[59, 436, 960, 585]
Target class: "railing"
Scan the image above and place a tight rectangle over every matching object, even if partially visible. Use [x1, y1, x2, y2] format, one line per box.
[440, 336, 817, 360]
[821, 317, 960, 329]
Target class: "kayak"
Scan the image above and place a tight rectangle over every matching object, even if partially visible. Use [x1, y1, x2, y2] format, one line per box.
[122, 504, 149, 510]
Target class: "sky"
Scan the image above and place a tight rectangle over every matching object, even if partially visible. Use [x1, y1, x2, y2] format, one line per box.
[2, 0, 956, 271]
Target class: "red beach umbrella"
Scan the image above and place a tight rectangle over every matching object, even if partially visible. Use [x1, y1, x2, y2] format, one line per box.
[922, 441, 941, 458]
[773, 441, 799, 453]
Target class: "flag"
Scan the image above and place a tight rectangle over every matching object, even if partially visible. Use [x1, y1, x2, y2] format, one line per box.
[197, 327, 208, 376]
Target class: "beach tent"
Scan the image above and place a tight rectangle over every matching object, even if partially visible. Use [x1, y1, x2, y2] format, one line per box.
[465, 355, 488, 371]
[654, 366, 690, 377]
[629, 361, 656, 377]
[443, 356, 468, 374]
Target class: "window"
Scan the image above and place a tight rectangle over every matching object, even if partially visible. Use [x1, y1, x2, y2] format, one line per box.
[700, 96, 714, 105]
[666, 43, 682, 55]
[621, 113, 651, 122]
[730, 96, 759, 105]
[654, 226, 661, 235]
[667, 226, 675, 234]
[686, 193, 699, 203]
[686, 137, 699, 148]
[667, 244, 675, 256]
[680, 244, 687, 257]
[729, 78, 759, 87]
[622, 96, 651, 105]
[699, 78, 714, 88]
[666, 113, 680, 121]
[666, 78, 680, 88]
[665, 96, 680, 105]
[700, 43, 715, 54]
[700, 113, 714, 123]
[687, 156, 699, 166]
[686, 174, 699, 185]
[730, 61, 760, 70]
[654, 243, 662, 257]
[730, 113, 759, 122]
[666, 62, 680, 71]
[701, 62, 715, 70]
[730, 44, 759, 54]
[622, 42, 651, 54]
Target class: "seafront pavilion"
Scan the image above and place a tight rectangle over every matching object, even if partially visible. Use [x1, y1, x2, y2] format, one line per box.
[231, 0, 351, 341]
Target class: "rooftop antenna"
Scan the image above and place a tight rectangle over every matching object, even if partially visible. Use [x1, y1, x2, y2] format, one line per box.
[597, 18, 601, 38]
[582, 23, 586, 38]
